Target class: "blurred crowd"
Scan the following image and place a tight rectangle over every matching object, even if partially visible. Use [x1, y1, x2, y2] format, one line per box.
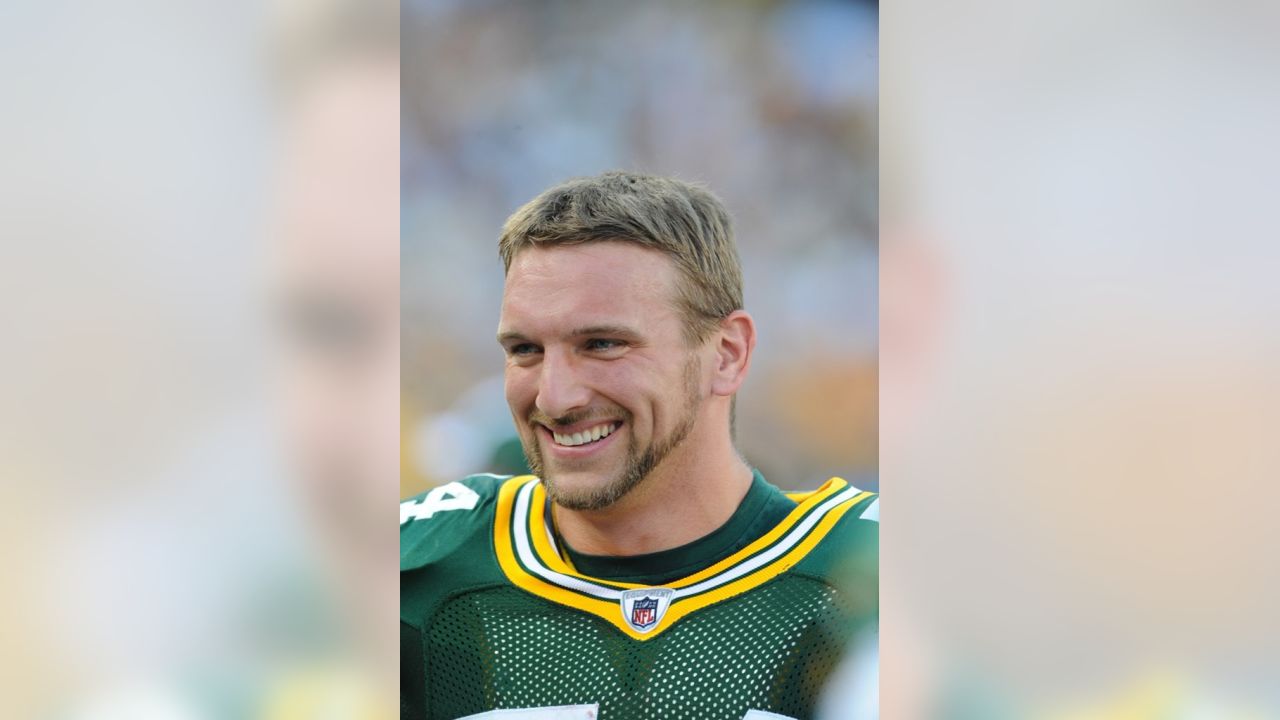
[401, 0, 880, 498]
[1, 0, 400, 716]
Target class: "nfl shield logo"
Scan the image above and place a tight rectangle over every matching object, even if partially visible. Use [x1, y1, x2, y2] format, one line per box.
[631, 597, 659, 628]
[620, 587, 674, 634]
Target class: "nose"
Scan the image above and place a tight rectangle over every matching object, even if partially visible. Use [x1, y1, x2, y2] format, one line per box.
[535, 347, 591, 420]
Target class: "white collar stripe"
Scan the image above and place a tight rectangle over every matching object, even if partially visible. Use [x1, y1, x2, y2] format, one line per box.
[512, 480, 623, 600]
[671, 485, 862, 599]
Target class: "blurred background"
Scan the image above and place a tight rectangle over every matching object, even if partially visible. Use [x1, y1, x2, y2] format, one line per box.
[882, 0, 1280, 717]
[0, 0, 398, 717]
[400, 0, 880, 500]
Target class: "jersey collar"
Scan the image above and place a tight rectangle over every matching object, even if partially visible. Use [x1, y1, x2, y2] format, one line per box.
[492, 472, 871, 640]
[553, 469, 793, 584]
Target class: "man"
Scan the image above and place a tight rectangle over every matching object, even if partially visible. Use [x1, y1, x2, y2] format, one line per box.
[401, 172, 878, 720]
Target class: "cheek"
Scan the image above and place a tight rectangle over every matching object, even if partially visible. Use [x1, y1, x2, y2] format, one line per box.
[591, 362, 660, 420]
[654, 362, 699, 421]
[504, 366, 537, 414]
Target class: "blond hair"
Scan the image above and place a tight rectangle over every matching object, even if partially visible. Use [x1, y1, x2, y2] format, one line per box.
[498, 171, 743, 344]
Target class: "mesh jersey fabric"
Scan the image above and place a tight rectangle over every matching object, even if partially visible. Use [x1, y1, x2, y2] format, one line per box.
[401, 472, 878, 720]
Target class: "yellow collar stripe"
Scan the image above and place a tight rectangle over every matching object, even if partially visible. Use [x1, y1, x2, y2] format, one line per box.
[650, 489, 868, 632]
[525, 477, 850, 591]
[661, 477, 849, 589]
[493, 479, 616, 606]
[527, 483, 641, 590]
[514, 477, 858, 600]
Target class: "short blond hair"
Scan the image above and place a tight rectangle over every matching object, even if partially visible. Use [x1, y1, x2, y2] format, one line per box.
[498, 171, 743, 344]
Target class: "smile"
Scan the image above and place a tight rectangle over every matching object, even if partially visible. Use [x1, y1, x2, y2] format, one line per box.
[551, 421, 622, 447]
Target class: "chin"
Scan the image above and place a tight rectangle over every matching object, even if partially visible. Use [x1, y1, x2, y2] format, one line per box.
[543, 469, 605, 495]
[543, 471, 617, 509]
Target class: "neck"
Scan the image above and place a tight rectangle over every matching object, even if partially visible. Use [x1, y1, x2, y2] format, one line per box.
[551, 425, 753, 557]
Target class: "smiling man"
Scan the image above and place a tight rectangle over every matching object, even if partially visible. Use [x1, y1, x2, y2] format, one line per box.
[401, 172, 878, 720]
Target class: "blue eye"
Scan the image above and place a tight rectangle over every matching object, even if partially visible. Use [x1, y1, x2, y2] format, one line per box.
[585, 339, 623, 351]
[510, 343, 540, 356]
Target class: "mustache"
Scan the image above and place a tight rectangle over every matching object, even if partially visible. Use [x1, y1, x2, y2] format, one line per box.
[528, 407, 628, 429]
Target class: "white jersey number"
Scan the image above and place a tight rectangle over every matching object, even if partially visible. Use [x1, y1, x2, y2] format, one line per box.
[401, 481, 479, 524]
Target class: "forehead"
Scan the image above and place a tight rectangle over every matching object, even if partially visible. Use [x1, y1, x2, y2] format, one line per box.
[499, 242, 682, 333]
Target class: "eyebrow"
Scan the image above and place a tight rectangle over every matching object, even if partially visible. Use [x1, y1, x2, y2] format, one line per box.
[567, 324, 639, 339]
[496, 324, 640, 345]
[496, 330, 529, 345]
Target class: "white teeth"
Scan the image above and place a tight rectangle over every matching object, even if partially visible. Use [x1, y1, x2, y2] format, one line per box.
[552, 422, 618, 447]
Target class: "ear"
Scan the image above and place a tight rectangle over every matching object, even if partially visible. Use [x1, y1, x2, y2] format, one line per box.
[709, 310, 756, 398]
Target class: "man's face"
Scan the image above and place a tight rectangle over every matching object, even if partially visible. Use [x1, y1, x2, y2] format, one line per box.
[498, 242, 706, 510]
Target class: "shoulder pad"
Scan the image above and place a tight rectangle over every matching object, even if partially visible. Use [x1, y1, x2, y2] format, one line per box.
[400, 473, 515, 572]
[793, 489, 879, 588]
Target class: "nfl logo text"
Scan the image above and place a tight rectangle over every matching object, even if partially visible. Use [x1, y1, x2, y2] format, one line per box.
[620, 587, 674, 634]
[631, 597, 658, 628]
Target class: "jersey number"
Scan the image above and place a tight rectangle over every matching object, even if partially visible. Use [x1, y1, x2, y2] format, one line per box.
[401, 481, 479, 524]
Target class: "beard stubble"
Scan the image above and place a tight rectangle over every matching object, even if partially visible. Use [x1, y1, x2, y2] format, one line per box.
[521, 355, 702, 511]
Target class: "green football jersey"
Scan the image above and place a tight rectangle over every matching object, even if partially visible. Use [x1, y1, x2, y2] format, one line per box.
[401, 470, 878, 720]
